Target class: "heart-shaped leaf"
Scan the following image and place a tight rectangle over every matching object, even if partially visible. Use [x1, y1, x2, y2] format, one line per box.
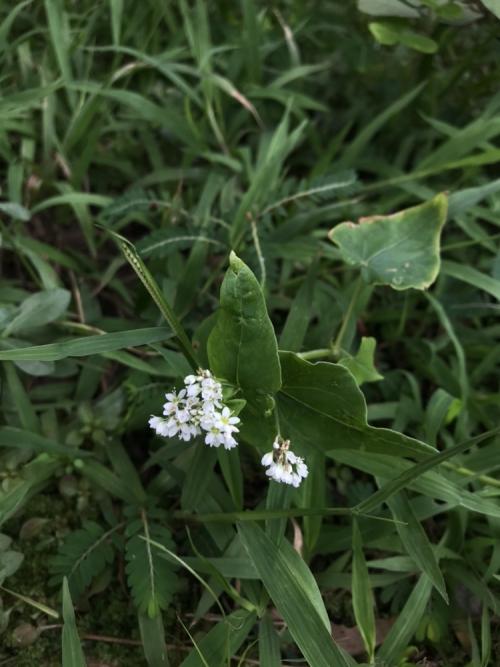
[329, 193, 447, 290]
[276, 352, 434, 459]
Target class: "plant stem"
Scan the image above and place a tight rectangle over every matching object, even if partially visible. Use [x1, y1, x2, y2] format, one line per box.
[332, 276, 363, 357]
[299, 348, 335, 361]
[443, 462, 500, 489]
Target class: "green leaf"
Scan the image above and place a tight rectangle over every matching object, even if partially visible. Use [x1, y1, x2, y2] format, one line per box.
[377, 574, 432, 664]
[353, 428, 500, 515]
[352, 520, 376, 661]
[384, 490, 447, 602]
[277, 352, 435, 459]
[369, 21, 438, 53]
[279, 263, 318, 352]
[50, 521, 116, 600]
[0, 534, 24, 586]
[110, 231, 198, 370]
[329, 194, 448, 290]
[358, 0, 420, 18]
[61, 577, 86, 667]
[258, 613, 281, 667]
[0, 456, 61, 526]
[368, 21, 399, 45]
[3, 362, 40, 433]
[441, 260, 500, 300]
[208, 252, 281, 397]
[179, 609, 256, 667]
[480, 0, 500, 19]
[3, 288, 71, 337]
[139, 611, 170, 667]
[0, 201, 30, 221]
[125, 518, 177, 617]
[238, 522, 350, 667]
[0, 327, 172, 361]
[339, 337, 383, 385]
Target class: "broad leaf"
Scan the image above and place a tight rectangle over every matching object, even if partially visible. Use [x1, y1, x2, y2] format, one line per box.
[239, 522, 350, 667]
[480, 0, 500, 19]
[277, 352, 435, 459]
[208, 252, 281, 397]
[329, 194, 447, 290]
[3, 288, 71, 337]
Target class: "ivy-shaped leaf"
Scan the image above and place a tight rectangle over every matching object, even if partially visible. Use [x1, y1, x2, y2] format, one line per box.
[329, 193, 447, 290]
[50, 521, 116, 599]
[339, 337, 383, 385]
[276, 352, 434, 459]
[208, 252, 281, 398]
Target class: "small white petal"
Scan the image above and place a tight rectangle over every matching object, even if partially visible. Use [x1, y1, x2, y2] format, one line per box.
[261, 452, 273, 467]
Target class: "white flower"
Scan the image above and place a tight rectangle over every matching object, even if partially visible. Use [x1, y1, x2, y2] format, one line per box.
[149, 368, 240, 450]
[261, 437, 308, 488]
[215, 406, 240, 434]
[163, 389, 187, 416]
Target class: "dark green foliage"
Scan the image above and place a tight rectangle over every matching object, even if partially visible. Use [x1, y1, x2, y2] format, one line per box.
[50, 521, 115, 600]
[125, 515, 178, 618]
[1, 1, 500, 666]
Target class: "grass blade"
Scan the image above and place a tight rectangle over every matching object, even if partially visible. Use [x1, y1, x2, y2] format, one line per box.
[61, 577, 86, 667]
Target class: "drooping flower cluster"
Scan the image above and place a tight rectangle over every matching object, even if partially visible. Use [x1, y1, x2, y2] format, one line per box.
[149, 369, 240, 449]
[261, 436, 308, 488]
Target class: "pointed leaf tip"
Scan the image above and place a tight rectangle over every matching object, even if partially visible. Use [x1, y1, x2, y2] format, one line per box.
[229, 250, 244, 272]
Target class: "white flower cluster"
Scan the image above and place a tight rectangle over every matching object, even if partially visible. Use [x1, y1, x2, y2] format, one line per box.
[149, 369, 240, 450]
[261, 436, 308, 488]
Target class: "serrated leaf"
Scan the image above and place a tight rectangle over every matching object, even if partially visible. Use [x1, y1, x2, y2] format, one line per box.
[277, 352, 435, 459]
[125, 521, 177, 617]
[208, 252, 281, 397]
[50, 521, 115, 599]
[329, 194, 448, 290]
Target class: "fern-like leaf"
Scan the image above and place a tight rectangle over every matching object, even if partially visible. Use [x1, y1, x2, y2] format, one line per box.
[125, 514, 177, 618]
[50, 521, 116, 599]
